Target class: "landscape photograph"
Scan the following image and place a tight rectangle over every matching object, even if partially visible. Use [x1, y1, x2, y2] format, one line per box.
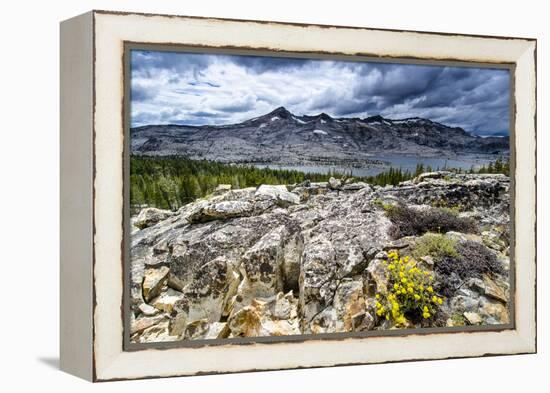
[128, 50, 512, 344]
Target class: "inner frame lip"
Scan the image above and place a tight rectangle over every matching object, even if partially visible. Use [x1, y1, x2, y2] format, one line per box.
[121, 41, 516, 352]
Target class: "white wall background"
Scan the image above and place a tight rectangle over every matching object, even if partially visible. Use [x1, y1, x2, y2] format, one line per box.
[0, 0, 545, 390]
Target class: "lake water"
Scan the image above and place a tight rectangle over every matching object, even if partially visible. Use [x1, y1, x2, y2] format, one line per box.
[253, 153, 505, 177]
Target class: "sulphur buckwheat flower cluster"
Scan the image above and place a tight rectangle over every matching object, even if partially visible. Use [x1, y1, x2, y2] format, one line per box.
[375, 250, 443, 327]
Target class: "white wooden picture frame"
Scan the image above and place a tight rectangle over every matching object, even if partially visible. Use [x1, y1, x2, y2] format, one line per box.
[60, 10, 536, 381]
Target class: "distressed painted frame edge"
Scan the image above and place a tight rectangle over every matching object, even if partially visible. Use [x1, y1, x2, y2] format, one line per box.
[60, 11, 94, 381]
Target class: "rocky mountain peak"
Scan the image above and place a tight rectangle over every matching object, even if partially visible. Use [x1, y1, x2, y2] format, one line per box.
[267, 106, 293, 119]
[316, 112, 333, 121]
[363, 114, 387, 123]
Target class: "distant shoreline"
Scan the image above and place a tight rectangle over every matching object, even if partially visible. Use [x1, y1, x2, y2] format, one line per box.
[132, 151, 509, 178]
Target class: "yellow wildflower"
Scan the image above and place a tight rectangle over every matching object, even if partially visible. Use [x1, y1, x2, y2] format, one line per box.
[396, 316, 407, 325]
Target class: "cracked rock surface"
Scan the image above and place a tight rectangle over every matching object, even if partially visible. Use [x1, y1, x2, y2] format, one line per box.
[130, 173, 510, 342]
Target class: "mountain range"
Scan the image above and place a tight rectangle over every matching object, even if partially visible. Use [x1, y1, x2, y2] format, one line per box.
[131, 107, 509, 166]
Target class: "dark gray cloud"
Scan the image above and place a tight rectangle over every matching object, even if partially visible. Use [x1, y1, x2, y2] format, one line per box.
[131, 50, 510, 136]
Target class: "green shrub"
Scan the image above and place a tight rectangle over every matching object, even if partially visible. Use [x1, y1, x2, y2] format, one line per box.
[450, 313, 466, 326]
[413, 233, 459, 260]
[385, 203, 478, 238]
[373, 198, 395, 212]
[431, 199, 467, 213]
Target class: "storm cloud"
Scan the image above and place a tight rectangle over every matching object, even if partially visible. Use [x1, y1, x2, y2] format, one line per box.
[131, 50, 510, 136]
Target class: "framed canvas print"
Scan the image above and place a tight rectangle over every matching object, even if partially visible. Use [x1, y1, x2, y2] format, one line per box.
[60, 10, 537, 381]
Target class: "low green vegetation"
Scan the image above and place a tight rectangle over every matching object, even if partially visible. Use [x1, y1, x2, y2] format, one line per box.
[372, 198, 394, 212]
[430, 199, 464, 212]
[413, 233, 459, 260]
[450, 313, 466, 326]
